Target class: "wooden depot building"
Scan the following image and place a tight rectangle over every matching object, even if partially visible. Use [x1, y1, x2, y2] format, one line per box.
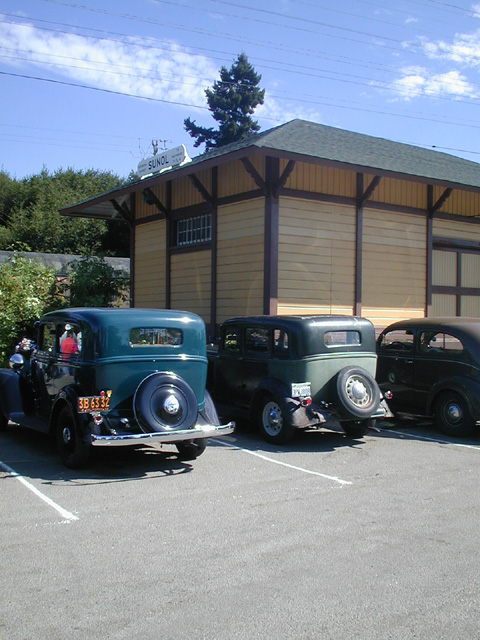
[61, 119, 480, 337]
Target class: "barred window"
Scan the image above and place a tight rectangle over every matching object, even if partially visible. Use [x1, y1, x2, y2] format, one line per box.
[176, 214, 212, 246]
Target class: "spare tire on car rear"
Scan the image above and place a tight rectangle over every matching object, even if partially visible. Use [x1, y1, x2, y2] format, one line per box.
[335, 366, 380, 420]
[134, 372, 198, 433]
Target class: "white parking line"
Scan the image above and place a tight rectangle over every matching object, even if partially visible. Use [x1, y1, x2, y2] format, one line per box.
[379, 427, 480, 451]
[0, 460, 79, 522]
[211, 439, 352, 486]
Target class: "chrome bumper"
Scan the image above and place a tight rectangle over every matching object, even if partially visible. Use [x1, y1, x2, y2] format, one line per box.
[90, 421, 235, 447]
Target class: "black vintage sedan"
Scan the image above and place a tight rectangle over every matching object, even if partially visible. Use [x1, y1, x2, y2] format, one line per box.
[377, 317, 480, 437]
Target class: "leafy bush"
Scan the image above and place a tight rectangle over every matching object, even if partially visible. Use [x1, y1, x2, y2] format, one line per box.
[0, 255, 65, 363]
[67, 255, 130, 308]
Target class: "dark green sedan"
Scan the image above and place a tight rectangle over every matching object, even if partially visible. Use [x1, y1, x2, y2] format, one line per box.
[0, 308, 234, 468]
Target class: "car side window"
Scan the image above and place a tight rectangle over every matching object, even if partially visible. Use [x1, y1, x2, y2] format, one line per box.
[59, 322, 82, 356]
[39, 322, 56, 353]
[245, 327, 269, 353]
[222, 328, 241, 353]
[273, 329, 289, 356]
[419, 331, 464, 354]
[379, 329, 414, 352]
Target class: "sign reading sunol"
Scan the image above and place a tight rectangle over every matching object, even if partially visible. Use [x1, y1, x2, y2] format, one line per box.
[138, 144, 191, 178]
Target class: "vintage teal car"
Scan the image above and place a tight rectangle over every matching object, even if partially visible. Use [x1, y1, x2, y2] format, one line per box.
[0, 308, 234, 468]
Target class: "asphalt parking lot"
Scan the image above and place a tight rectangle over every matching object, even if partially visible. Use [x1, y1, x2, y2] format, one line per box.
[1, 418, 480, 640]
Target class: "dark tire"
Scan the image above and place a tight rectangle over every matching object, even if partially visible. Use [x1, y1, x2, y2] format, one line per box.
[176, 439, 207, 460]
[336, 366, 380, 420]
[134, 373, 198, 433]
[56, 405, 91, 469]
[342, 418, 375, 438]
[435, 392, 475, 437]
[257, 395, 295, 444]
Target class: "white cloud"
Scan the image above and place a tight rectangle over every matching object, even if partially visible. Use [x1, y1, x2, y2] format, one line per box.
[389, 66, 478, 100]
[0, 16, 218, 108]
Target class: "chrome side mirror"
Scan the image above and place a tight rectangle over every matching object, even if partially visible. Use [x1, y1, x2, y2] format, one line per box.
[9, 353, 25, 372]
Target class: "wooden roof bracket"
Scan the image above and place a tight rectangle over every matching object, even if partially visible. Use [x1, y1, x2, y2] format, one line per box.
[241, 157, 295, 198]
[357, 175, 381, 209]
[142, 188, 169, 219]
[188, 173, 214, 206]
[110, 198, 133, 227]
[428, 185, 453, 216]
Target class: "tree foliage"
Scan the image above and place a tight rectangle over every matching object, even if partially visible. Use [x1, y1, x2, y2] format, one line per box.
[184, 52, 265, 152]
[67, 255, 130, 308]
[0, 167, 130, 257]
[0, 255, 64, 363]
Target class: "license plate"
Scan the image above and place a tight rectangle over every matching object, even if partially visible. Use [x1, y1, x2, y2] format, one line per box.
[78, 392, 111, 413]
[291, 382, 311, 398]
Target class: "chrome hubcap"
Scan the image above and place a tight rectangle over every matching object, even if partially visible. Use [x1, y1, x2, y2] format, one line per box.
[263, 402, 283, 435]
[446, 403, 461, 423]
[164, 395, 180, 415]
[62, 426, 72, 445]
[346, 376, 371, 407]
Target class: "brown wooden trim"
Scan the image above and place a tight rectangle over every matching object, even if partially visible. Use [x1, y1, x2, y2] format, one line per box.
[217, 189, 264, 207]
[426, 186, 434, 316]
[211, 166, 218, 337]
[110, 198, 132, 225]
[433, 236, 480, 251]
[165, 181, 172, 309]
[264, 157, 279, 315]
[355, 173, 363, 316]
[456, 252, 462, 316]
[432, 285, 480, 296]
[129, 193, 135, 307]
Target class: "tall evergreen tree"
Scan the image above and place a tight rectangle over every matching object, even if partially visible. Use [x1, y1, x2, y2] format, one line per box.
[184, 53, 265, 152]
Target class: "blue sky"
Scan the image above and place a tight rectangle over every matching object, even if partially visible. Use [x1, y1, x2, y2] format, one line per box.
[1, 0, 480, 180]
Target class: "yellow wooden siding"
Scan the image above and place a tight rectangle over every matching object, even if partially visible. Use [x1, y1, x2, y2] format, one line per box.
[461, 296, 480, 316]
[462, 253, 480, 287]
[362, 209, 426, 327]
[433, 217, 480, 241]
[218, 158, 263, 199]
[216, 199, 264, 322]
[134, 221, 166, 307]
[281, 161, 356, 197]
[365, 174, 426, 209]
[432, 294, 457, 316]
[170, 250, 211, 321]
[433, 186, 480, 217]
[278, 198, 355, 316]
[433, 250, 457, 286]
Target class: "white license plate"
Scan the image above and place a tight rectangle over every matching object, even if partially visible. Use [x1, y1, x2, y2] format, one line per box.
[291, 382, 311, 398]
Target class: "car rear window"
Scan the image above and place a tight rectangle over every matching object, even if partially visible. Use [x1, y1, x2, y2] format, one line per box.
[130, 328, 183, 346]
[324, 330, 361, 347]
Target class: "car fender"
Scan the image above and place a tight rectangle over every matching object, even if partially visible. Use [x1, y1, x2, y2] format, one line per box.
[427, 376, 480, 417]
[249, 378, 295, 422]
[50, 386, 91, 443]
[0, 369, 24, 417]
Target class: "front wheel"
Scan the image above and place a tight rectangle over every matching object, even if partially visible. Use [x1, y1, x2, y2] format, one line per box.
[176, 439, 207, 460]
[342, 418, 375, 438]
[435, 392, 475, 437]
[258, 396, 295, 444]
[56, 405, 91, 469]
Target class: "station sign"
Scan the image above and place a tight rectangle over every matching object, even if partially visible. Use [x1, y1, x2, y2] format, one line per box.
[138, 144, 191, 178]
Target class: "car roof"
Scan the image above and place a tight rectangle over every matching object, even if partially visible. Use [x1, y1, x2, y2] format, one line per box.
[41, 307, 205, 331]
[222, 315, 374, 331]
[381, 317, 480, 340]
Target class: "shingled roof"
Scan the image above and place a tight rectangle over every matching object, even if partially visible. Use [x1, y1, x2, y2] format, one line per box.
[61, 119, 480, 220]
[196, 119, 480, 189]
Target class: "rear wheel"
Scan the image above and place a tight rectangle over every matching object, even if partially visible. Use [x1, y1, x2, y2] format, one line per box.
[435, 392, 474, 437]
[336, 366, 380, 420]
[258, 395, 294, 444]
[56, 405, 91, 469]
[342, 418, 375, 438]
[176, 439, 207, 460]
